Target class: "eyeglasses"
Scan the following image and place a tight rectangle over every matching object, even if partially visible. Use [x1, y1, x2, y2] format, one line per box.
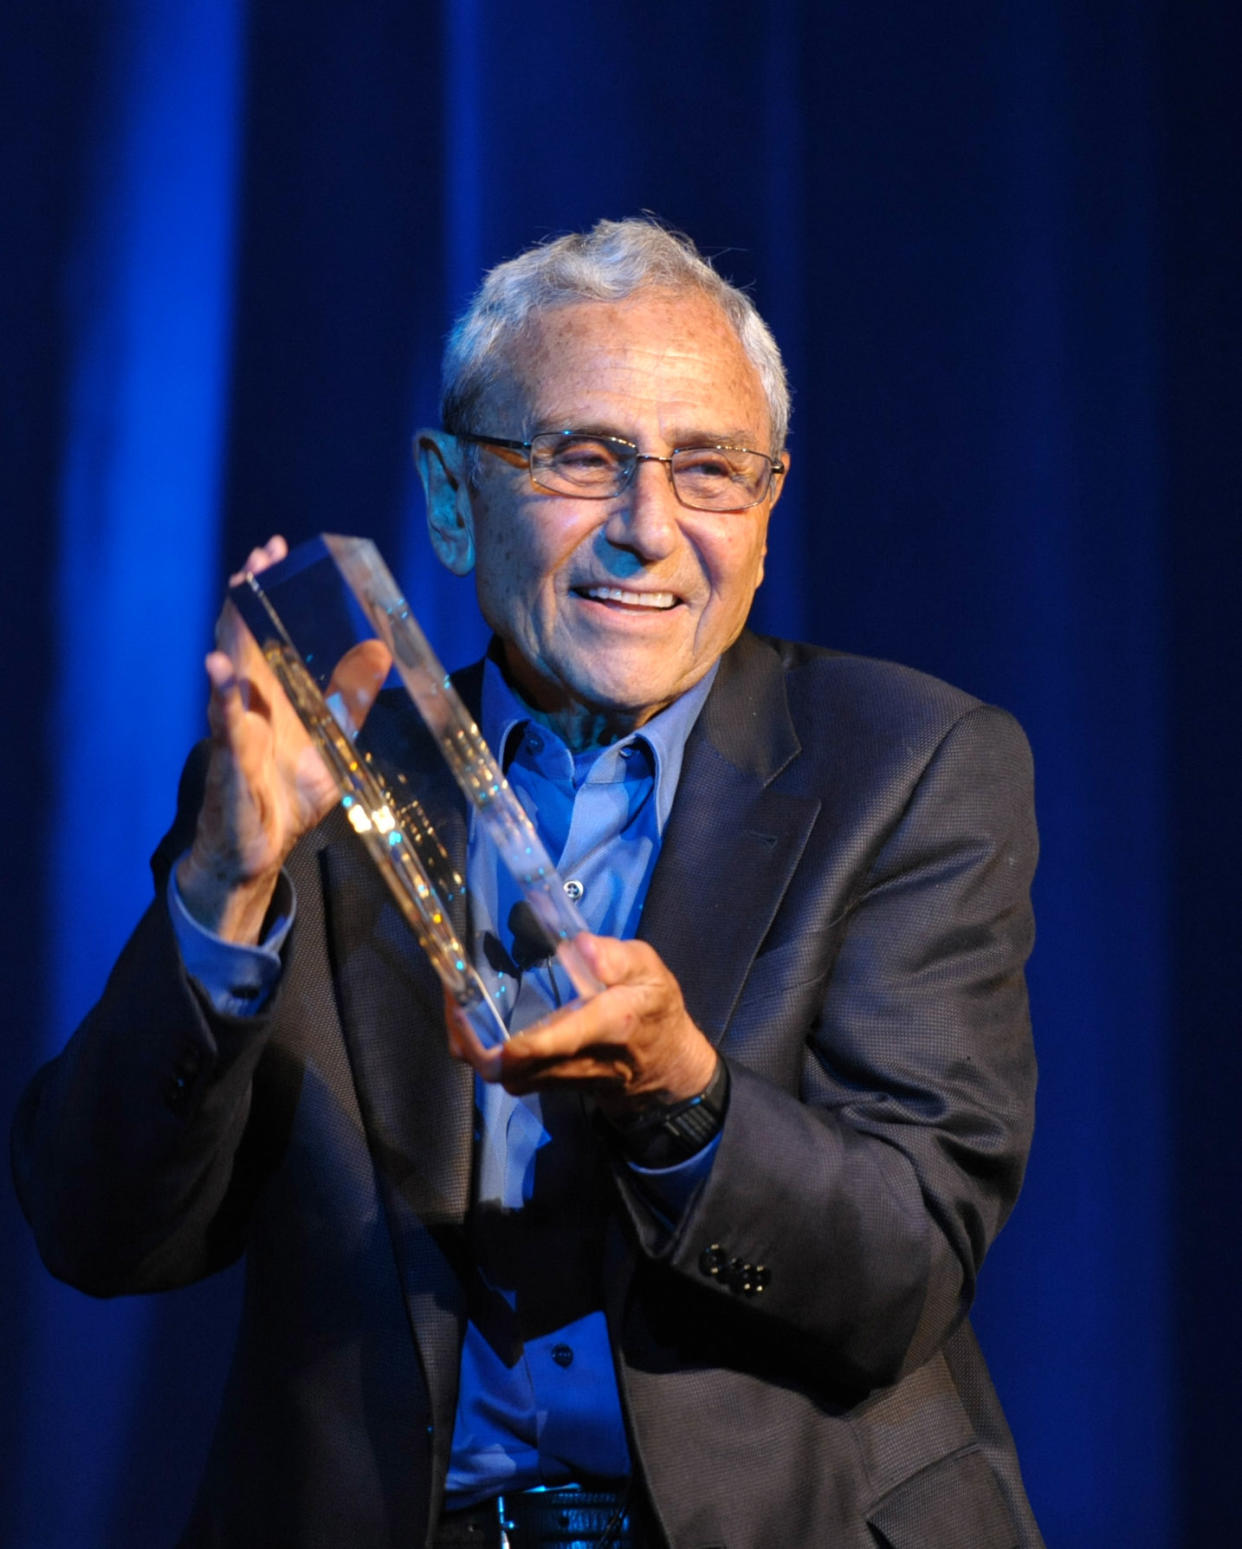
[455, 429, 785, 513]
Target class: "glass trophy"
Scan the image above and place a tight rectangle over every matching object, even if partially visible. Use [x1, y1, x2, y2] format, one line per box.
[228, 534, 601, 1064]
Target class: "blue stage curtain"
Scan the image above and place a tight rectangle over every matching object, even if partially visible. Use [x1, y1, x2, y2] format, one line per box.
[5, 3, 243, 1545]
[3, 1, 1236, 1542]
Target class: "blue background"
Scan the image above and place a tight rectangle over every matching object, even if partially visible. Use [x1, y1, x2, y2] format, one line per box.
[2, 2, 1238, 1544]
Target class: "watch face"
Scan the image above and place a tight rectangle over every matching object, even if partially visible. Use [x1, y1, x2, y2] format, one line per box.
[667, 1101, 720, 1149]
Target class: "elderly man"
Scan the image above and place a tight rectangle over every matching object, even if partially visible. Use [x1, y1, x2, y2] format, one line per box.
[14, 219, 1043, 1548]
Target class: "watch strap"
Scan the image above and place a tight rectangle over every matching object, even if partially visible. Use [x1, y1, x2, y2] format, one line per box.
[610, 1057, 730, 1168]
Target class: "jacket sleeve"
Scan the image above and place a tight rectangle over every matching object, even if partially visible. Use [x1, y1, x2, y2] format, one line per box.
[611, 702, 1038, 1396]
[10, 744, 279, 1296]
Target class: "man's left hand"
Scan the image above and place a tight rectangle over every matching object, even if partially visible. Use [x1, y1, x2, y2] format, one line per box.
[449, 934, 718, 1117]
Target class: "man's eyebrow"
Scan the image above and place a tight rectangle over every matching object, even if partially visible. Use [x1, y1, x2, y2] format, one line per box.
[664, 426, 766, 448]
[534, 420, 766, 448]
[534, 420, 632, 442]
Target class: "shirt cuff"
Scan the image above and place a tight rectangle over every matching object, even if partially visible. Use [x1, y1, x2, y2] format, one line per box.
[167, 856, 294, 1017]
[625, 1132, 721, 1221]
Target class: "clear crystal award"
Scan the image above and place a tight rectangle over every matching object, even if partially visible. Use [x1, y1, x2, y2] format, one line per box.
[228, 534, 601, 1062]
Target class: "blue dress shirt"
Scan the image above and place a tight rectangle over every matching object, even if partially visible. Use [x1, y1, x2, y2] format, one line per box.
[445, 659, 718, 1504]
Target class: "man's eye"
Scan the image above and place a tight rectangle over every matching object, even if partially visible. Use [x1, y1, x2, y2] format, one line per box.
[678, 452, 736, 481]
[553, 440, 621, 472]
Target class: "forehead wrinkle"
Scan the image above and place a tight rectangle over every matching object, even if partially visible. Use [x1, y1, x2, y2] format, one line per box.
[494, 295, 769, 444]
[529, 370, 766, 447]
[659, 424, 766, 448]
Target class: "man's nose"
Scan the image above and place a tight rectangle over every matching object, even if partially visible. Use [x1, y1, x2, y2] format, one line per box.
[602, 456, 680, 559]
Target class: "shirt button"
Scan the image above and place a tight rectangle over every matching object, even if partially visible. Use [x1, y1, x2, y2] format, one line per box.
[551, 1344, 574, 1368]
[563, 878, 584, 903]
[526, 732, 544, 753]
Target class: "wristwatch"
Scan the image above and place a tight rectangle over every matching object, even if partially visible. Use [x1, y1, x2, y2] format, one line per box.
[610, 1057, 731, 1169]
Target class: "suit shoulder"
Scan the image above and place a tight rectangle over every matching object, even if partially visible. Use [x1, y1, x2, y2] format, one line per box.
[739, 632, 1030, 775]
[747, 631, 995, 721]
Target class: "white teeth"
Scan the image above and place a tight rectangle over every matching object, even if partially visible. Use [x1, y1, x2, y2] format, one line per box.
[582, 587, 676, 609]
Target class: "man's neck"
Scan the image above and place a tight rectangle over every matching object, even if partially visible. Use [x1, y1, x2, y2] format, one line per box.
[485, 639, 670, 753]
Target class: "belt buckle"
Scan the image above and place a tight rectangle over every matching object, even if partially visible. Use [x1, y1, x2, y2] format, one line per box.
[494, 1483, 632, 1548]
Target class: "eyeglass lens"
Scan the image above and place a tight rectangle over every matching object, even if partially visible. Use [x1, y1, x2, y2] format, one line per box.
[529, 433, 773, 512]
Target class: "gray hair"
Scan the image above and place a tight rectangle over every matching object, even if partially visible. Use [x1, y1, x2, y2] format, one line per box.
[440, 217, 790, 454]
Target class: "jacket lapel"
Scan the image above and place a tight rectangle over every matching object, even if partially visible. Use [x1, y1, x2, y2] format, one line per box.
[638, 633, 822, 1045]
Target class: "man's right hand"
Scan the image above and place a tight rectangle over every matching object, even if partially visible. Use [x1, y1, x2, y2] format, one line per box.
[175, 536, 386, 945]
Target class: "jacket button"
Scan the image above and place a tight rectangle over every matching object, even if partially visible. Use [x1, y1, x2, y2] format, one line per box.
[699, 1244, 727, 1278]
[551, 1343, 574, 1368]
[742, 1264, 770, 1295]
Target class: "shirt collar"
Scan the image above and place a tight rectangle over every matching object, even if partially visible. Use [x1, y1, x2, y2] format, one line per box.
[479, 648, 718, 835]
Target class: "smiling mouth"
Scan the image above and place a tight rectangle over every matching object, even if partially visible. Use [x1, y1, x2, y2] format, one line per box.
[576, 585, 679, 611]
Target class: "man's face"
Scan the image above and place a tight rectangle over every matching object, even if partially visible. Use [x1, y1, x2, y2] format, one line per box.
[439, 290, 783, 744]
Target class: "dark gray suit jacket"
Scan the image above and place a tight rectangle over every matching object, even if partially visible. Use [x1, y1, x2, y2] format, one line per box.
[14, 631, 1043, 1548]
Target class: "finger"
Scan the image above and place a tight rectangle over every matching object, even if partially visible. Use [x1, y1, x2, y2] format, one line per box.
[325, 639, 393, 733]
[205, 649, 237, 695]
[442, 991, 477, 1063]
[499, 1047, 630, 1096]
[205, 651, 247, 740]
[569, 932, 660, 990]
[555, 933, 607, 999]
[214, 604, 285, 723]
[207, 642, 279, 727]
[443, 994, 505, 1081]
[214, 596, 259, 663]
[228, 534, 289, 588]
[502, 989, 634, 1069]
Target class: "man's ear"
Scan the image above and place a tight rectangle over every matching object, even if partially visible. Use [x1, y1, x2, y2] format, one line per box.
[752, 446, 786, 591]
[769, 445, 790, 515]
[415, 430, 476, 575]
